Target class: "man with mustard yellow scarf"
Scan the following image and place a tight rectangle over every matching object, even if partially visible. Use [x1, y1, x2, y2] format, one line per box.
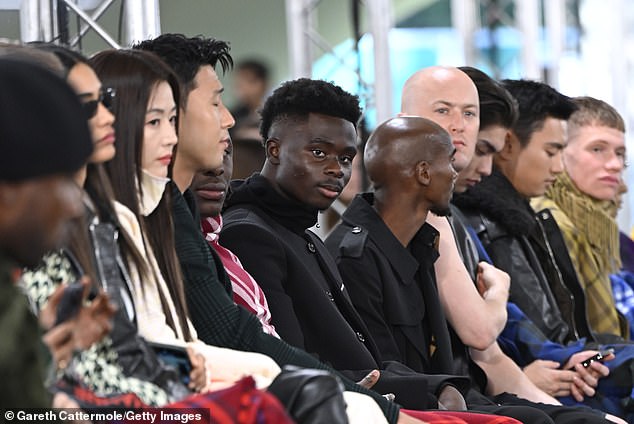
[533, 97, 628, 339]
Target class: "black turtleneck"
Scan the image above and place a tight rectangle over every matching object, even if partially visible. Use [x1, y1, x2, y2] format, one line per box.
[226, 173, 319, 235]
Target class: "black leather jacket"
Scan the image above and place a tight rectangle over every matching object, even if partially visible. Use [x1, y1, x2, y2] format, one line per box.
[84, 209, 190, 401]
[452, 170, 595, 345]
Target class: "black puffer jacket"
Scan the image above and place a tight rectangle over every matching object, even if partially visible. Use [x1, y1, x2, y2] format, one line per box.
[452, 170, 594, 345]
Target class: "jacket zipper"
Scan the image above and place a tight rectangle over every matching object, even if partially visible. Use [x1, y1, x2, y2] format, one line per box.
[535, 213, 580, 340]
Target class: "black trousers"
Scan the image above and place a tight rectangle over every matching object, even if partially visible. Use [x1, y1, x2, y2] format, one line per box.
[467, 390, 610, 424]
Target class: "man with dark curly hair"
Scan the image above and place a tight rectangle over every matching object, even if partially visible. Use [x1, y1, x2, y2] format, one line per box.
[219, 77, 483, 415]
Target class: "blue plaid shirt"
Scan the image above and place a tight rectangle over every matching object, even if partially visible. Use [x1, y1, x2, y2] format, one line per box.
[467, 224, 634, 420]
[499, 302, 634, 420]
[611, 271, 634, 340]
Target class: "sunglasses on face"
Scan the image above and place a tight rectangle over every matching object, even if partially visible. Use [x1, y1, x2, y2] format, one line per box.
[82, 87, 116, 119]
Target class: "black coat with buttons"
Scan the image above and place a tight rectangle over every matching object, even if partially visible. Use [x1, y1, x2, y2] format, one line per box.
[325, 193, 473, 398]
[221, 175, 454, 410]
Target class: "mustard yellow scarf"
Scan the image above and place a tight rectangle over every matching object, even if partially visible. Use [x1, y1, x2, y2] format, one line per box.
[546, 172, 621, 274]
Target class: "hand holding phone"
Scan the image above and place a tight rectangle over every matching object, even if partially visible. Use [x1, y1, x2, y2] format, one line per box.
[54, 282, 86, 326]
[567, 348, 615, 370]
[148, 341, 193, 386]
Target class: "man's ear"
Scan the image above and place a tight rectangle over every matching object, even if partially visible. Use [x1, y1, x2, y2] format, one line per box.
[497, 131, 518, 162]
[415, 161, 431, 186]
[265, 138, 281, 165]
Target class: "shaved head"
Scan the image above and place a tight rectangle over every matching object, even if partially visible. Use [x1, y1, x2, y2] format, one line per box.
[401, 67, 476, 110]
[365, 116, 453, 189]
[400, 66, 479, 172]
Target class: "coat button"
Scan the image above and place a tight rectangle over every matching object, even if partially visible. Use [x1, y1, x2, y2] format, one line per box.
[356, 332, 365, 342]
[307, 242, 316, 253]
[351, 226, 362, 234]
[325, 290, 334, 301]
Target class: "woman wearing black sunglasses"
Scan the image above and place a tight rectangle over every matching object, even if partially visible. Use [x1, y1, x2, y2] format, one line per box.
[21, 44, 188, 407]
[35, 44, 117, 166]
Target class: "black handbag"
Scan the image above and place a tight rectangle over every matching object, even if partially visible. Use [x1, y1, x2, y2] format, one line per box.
[267, 365, 349, 424]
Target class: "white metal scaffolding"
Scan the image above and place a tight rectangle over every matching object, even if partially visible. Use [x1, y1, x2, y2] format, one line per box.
[450, 0, 566, 85]
[18, 0, 160, 48]
[284, 0, 394, 125]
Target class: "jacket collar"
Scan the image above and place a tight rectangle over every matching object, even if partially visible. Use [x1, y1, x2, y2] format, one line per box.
[452, 168, 536, 236]
[342, 193, 439, 284]
[226, 174, 319, 234]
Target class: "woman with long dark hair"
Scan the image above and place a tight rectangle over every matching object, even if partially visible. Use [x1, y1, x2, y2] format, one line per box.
[20, 44, 197, 405]
[90, 48, 282, 389]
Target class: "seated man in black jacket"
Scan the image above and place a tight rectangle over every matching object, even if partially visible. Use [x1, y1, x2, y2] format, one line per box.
[452, 79, 590, 347]
[219, 77, 477, 413]
[326, 114, 617, 424]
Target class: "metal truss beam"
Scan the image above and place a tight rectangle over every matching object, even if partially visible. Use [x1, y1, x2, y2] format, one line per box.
[452, 0, 564, 84]
[19, 0, 160, 49]
[284, 0, 393, 124]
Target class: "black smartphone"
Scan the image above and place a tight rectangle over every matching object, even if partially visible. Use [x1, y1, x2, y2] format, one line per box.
[148, 341, 193, 385]
[54, 282, 85, 326]
[568, 348, 615, 370]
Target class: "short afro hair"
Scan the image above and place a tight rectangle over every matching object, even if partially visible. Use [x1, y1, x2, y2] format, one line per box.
[259, 78, 362, 142]
[134, 33, 232, 105]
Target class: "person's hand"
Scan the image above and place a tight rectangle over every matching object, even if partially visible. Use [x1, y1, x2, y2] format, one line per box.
[40, 279, 115, 369]
[42, 320, 76, 369]
[475, 262, 510, 299]
[523, 359, 581, 398]
[397, 411, 429, 424]
[357, 369, 380, 389]
[437, 385, 467, 411]
[187, 346, 209, 392]
[562, 350, 612, 401]
[39, 283, 70, 330]
[73, 289, 115, 349]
